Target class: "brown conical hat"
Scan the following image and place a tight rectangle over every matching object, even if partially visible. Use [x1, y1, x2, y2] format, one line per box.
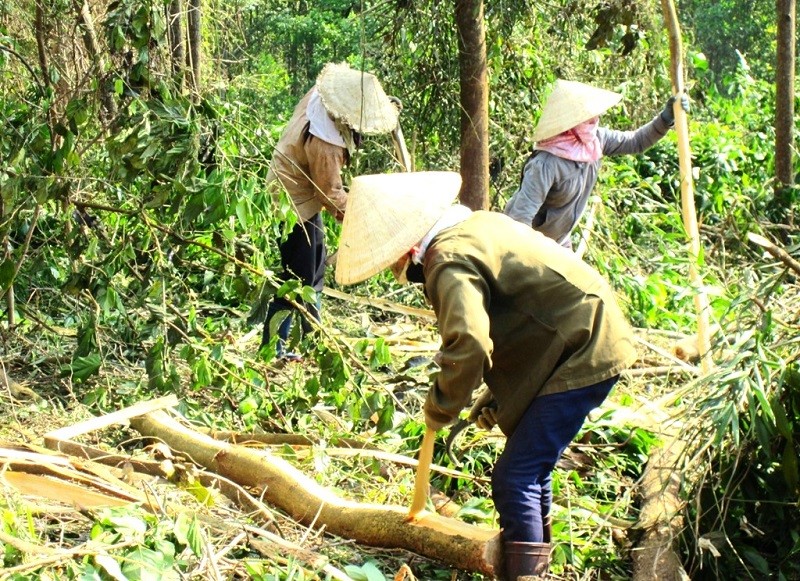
[531, 79, 623, 142]
[317, 62, 399, 135]
[335, 172, 462, 285]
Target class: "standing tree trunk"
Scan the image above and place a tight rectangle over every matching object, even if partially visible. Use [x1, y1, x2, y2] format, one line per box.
[186, 0, 201, 96]
[168, 0, 185, 92]
[775, 0, 796, 220]
[71, 0, 117, 121]
[455, 0, 490, 210]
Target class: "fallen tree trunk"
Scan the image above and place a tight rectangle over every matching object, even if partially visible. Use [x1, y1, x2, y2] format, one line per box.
[631, 438, 687, 580]
[130, 410, 502, 577]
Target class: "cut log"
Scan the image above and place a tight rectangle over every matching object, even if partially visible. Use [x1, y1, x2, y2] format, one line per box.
[631, 438, 687, 581]
[130, 410, 503, 577]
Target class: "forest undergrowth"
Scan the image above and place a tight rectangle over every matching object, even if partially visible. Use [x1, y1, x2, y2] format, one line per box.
[2, 0, 800, 578]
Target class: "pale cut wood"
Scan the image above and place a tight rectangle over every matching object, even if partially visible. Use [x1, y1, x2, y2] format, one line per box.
[43, 395, 179, 444]
[748, 232, 800, 275]
[0, 529, 60, 556]
[408, 427, 436, 519]
[3, 471, 135, 508]
[202, 430, 370, 449]
[1, 444, 148, 502]
[206, 431, 484, 483]
[130, 410, 503, 577]
[323, 288, 436, 321]
[630, 4, 709, 579]
[631, 440, 687, 581]
[41, 439, 276, 526]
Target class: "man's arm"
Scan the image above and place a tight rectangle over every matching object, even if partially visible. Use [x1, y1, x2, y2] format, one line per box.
[423, 262, 493, 430]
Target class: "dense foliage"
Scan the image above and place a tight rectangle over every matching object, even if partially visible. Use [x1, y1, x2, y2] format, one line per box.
[1, 0, 798, 579]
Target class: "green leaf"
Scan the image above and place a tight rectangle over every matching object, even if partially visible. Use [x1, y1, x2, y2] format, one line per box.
[171, 512, 191, 547]
[193, 356, 212, 389]
[99, 512, 147, 536]
[61, 354, 102, 381]
[771, 396, 793, 440]
[782, 440, 799, 492]
[120, 546, 177, 581]
[182, 479, 214, 506]
[300, 285, 318, 303]
[376, 402, 395, 434]
[146, 337, 167, 391]
[186, 517, 204, 557]
[0, 259, 16, 293]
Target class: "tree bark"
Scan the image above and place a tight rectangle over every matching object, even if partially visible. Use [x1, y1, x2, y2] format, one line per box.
[186, 0, 201, 95]
[455, 0, 490, 210]
[168, 0, 185, 92]
[130, 410, 503, 577]
[631, 440, 687, 581]
[775, 0, 796, 217]
[71, 0, 117, 120]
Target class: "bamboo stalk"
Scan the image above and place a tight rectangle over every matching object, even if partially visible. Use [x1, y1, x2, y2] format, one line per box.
[661, 0, 713, 376]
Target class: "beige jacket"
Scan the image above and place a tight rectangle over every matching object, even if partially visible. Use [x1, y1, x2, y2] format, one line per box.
[267, 89, 348, 221]
[422, 211, 637, 436]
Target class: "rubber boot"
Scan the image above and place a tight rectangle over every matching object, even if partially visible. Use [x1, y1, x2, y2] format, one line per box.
[504, 541, 550, 580]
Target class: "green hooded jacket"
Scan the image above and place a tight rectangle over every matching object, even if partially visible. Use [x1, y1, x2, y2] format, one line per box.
[422, 210, 637, 436]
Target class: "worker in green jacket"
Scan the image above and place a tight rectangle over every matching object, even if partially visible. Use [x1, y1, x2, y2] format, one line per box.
[334, 171, 637, 580]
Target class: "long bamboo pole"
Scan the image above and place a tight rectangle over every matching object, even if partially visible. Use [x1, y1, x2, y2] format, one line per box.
[631, 5, 712, 581]
[660, 0, 713, 375]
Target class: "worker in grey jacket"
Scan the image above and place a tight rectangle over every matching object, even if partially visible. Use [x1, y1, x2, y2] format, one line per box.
[504, 79, 689, 248]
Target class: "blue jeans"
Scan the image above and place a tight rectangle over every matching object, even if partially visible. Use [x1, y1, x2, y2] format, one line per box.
[491, 376, 618, 542]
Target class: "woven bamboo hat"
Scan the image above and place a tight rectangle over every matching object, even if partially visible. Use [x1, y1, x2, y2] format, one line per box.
[335, 171, 462, 285]
[531, 79, 623, 142]
[317, 62, 399, 135]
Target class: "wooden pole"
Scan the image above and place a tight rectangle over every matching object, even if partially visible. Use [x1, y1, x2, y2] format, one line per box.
[660, 0, 713, 375]
[408, 427, 436, 520]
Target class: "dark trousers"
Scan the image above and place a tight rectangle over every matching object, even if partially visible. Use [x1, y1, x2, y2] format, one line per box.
[492, 375, 619, 542]
[262, 214, 326, 352]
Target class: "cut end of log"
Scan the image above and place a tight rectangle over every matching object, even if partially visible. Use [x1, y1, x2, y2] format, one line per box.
[673, 337, 700, 363]
[673, 324, 719, 363]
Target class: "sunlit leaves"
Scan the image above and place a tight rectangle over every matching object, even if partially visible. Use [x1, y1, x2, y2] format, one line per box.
[343, 560, 386, 581]
[60, 353, 102, 382]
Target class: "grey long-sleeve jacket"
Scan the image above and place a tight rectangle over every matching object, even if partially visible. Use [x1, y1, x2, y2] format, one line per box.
[503, 114, 672, 247]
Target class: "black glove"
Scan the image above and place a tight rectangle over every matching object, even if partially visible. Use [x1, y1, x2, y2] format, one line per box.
[660, 94, 690, 126]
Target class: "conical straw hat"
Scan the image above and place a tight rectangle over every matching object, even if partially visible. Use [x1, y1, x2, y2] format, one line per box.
[317, 62, 399, 135]
[335, 172, 462, 285]
[531, 79, 622, 142]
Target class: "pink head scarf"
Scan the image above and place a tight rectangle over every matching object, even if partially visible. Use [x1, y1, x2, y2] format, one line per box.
[534, 117, 602, 162]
